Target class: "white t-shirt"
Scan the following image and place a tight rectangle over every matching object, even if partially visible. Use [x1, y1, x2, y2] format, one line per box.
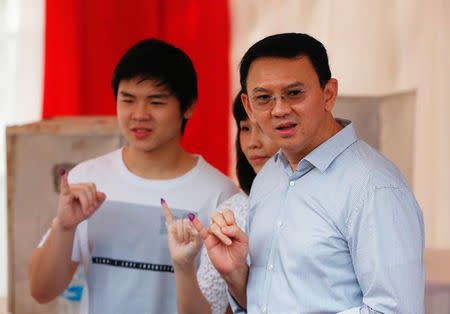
[40, 148, 238, 314]
[197, 191, 249, 314]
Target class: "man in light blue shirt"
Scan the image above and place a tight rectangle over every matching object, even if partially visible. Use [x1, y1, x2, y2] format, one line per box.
[193, 33, 424, 313]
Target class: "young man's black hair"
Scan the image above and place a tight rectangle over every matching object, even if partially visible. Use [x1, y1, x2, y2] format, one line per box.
[111, 38, 198, 133]
[239, 33, 331, 93]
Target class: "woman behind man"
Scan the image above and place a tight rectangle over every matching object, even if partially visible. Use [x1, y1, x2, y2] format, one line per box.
[161, 92, 279, 313]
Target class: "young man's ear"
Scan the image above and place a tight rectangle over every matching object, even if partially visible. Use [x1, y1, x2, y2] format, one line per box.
[323, 78, 338, 112]
[241, 93, 256, 123]
[183, 104, 195, 119]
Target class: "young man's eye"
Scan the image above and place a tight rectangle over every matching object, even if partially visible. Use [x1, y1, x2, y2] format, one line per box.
[121, 99, 133, 103]
[151, 101, 165, 105]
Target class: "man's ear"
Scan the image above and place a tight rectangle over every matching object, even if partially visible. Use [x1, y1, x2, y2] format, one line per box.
[242, 93, 256, 122]
[323, 78, 338, 112]
[183, 104, 195, 119]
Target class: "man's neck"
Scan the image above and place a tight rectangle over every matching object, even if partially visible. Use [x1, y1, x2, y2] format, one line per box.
[122, 144, 198, 180]
[284, 117, 343, 171]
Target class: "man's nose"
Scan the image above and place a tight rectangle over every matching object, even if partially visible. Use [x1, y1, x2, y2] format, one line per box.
[131, 102, 150, 120]
[271, 95, 291, 117]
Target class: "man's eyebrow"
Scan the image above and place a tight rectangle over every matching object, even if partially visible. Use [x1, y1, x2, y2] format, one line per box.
[252, 82, 306, 93]
[283, 82, 305, 89]
[147, 94, 169, 99]
[118, 91, 169, 99]
[252, 87, 270, 93]
[119, 91, 135, 98]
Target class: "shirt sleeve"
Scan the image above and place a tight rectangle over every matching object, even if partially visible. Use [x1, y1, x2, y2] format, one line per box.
[346, 186, 425, 314]
[338, 305, 385, 313]
[227, 290, 247, 314]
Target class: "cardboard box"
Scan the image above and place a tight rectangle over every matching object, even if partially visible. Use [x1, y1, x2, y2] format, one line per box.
[6, 116, 125, 314]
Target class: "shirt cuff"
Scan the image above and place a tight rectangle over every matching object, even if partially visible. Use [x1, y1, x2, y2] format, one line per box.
[338, 306, 382, 314]
[226, 289, 247, 314]
[337, 307, 361, 314]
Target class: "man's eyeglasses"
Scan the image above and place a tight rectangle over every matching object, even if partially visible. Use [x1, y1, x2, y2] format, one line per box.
[248, 86, 314, 111]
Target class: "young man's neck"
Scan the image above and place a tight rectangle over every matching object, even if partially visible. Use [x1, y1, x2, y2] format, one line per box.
[122, 143, 198, 180]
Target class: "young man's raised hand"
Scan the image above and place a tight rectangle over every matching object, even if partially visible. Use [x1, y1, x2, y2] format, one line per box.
[56, 169, 106, 231]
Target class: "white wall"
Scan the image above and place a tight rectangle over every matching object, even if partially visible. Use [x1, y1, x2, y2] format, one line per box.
[230, 0, 450, 248]
[0, 0, 44, 298]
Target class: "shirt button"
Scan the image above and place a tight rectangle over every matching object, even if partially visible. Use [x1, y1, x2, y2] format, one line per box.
[289, 180, 295, 186]
[262, 307, 267, 313]
[277, 221, 283, 227]
[268, 264, 274, 270]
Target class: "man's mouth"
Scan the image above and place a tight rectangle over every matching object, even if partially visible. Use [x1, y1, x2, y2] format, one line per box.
[131, 127, 152, 138]
[274, 121, 297, 137]
[276, 123, 296, 130]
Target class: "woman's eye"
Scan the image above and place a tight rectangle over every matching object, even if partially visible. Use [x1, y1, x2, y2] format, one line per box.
[240, 126, 249, 132]
[257, 94, 270, 100]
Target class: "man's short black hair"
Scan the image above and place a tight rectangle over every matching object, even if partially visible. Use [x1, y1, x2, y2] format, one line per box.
[239, 33, 331, 93]
[111, 38, 198, 133]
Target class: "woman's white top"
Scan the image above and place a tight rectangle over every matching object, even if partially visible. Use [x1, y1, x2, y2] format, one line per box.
[196, 191, 249, 314]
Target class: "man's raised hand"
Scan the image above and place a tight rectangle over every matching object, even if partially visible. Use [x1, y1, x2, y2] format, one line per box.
[190, 209, 248, 275]
[56, 169, 106, 231]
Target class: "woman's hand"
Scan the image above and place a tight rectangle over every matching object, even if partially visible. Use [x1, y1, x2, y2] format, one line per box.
[191, 209, 248, 275]
[161, 199, 202, 270]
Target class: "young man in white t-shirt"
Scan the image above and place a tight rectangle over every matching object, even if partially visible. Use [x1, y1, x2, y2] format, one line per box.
[28, 39, 238, 313]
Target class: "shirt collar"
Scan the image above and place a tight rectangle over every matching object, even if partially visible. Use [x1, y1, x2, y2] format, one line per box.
[274, 119, 358, 173]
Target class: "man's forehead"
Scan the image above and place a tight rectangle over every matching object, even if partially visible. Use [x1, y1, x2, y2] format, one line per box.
[246, 56, 316, 89]
[118, 77, 169, 93]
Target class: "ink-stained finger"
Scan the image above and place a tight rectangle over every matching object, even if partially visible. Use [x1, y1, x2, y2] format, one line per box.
[209, 223, 232, 245]
[190, 214, 209, 241]
[222, 209, 236, 225]
[59, 169, 70, 196]
[160, 198, 173, 224]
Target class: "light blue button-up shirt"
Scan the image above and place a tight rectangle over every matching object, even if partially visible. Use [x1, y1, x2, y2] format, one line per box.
[233, 120, 425, 314]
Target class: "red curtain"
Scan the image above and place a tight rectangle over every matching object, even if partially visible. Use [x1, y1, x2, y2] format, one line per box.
[43, 0, 231, 175]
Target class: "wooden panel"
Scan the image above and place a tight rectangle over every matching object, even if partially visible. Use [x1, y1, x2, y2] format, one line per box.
[425, 249, 450, 313]
[6, 116, 124, 314]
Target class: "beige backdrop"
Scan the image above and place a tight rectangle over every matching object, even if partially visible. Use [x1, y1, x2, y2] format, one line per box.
[229, 0, 450, 249]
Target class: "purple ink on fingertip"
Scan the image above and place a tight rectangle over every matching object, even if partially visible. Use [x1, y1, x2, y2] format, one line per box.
[60, 169, 66, 176]
[188, 213, 195, 221]
[160, 198, 165, 205]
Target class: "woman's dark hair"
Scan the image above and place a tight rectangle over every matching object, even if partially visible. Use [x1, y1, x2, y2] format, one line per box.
[233, 91, 256, 195]
[239, 33, 331, 93]
[111, 38, 198, 134]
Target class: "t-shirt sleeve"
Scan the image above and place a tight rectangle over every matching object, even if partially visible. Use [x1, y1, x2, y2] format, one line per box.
[37, 226, 52, 248]
[71, 222, 85, 262]
[216, 181, 240, 207]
